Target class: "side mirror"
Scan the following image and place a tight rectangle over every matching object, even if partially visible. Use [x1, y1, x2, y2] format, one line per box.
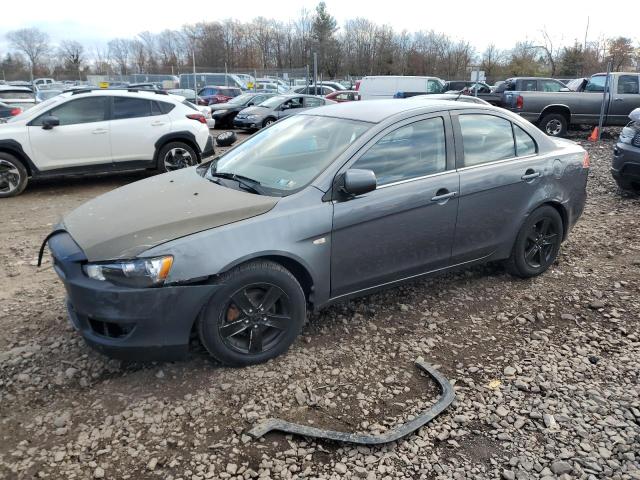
[281, 104, 290, 110]
[247, 102, 254, 106]
[338, 169, 377, 197]
[41, 115, 60, 130]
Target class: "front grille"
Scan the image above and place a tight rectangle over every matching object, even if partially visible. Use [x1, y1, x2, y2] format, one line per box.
[632, 132, 640, 148]
[88, 318, 135, 339]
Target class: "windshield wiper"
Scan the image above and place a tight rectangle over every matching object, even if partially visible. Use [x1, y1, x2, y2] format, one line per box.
[208, 172, 263, 194]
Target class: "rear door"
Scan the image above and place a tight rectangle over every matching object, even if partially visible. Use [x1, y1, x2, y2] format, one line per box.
[109, 96, 170, 163]
[330, 113, 459, 297]
[608, 74, 640, 125]
[451, 111, 551, 263]
[27, 96, 112, 170]
[277, 96, 304, 119]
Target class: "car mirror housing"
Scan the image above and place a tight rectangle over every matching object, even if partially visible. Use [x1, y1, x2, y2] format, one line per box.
[339, 169, 377, 197]
[41, 115, 60, 130]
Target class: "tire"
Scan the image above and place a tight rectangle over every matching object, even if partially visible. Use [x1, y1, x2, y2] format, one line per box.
[157, 142, 198, 173]
[0, 152, 28, 198]
[506, 205, 563, 278]
[216, 131, 237, 147]
[538, 113, 567, 137]
[262, 117, 276, 128]
[198, 260, 306, 366]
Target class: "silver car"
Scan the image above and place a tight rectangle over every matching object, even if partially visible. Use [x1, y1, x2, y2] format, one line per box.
[43, 100, 589, 365]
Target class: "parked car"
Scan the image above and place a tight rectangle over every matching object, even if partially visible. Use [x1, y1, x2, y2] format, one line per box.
[180, 73, 247, 91]
[494, 77, 569, 94]
[503, 72, 640, 136]
[0, 102, 23, 122]
[318, 81, 346, 91]
[358, 76, 445, 100]
[325, 90, 359, 102]
[167, 88, 197, 103]
[36, 89, 63, 102]
[197, 86, 242, 106]
[233, 94, 335, 130]
[612, 108, 640, 193]
[293, 85, 336, 96]
[128, 83, 164, 91]
[409, 93, 490, 105]
[0, 86, 36, 111]
[255, 82, 289, 94]
[41, 99, 588, 364]
[34, 78, 56, 87]
[0, 89, 214, 197]
[256, 77, 291, 91]
[443, 81, 492, 94]
[210, 93, 275, 128]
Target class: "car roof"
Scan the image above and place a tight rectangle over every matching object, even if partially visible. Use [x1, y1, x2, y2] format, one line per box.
[0, 85, 33, 92]
[300, 98, 481, 123]
[55, 89, 184, 102]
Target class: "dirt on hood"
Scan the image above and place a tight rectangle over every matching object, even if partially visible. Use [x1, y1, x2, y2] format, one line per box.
[61, 167, 278, 261]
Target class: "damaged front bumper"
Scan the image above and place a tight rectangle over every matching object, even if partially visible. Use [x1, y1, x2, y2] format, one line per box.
[47, 231, 217, 361]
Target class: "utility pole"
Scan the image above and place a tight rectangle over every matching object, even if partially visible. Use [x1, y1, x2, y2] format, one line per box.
[596, 59, 612, 141]
[313, 52, 318, 91]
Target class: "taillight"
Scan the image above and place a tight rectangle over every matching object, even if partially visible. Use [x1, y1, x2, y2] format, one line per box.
[582, 151, 590, 168]
[10, 107, 22, 116]
[516, 95, 523, 110]
[186, 113, 207, 124]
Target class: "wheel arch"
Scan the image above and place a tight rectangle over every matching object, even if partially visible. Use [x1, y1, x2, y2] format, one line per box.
[0, 140, 36, 176]
[153, 132, 201, 168]
[539, 105, 571, 125]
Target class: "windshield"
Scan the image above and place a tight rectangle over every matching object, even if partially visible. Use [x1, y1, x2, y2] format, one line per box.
[259, 96, 286, 109]
[207, 115, 371, 195]
[0, 90, 33, 100]
[228, 94, 254, 105]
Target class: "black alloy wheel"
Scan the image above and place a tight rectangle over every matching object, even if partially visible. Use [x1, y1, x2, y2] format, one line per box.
[523, 217, 559, 269]
[219, 283, 291, 355]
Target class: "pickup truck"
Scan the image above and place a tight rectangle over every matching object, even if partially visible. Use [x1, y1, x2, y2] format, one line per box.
[503, 72, 640, 136]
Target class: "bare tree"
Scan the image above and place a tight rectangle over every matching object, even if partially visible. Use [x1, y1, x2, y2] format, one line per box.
[7, 28, 50, 78]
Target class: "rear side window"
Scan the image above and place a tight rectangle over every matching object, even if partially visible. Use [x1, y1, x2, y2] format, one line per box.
[34, 97, 107, 126]
[514, 125, 537, 156]
[113, 97, 153, 120]
[459, 114, 515, 166]
[521, 80, 537, 91]
[181, 100, 198, 111]
[158, 101, 176, 114]
[353, 117, 446, 186]
[540, 80, 563, 92]
[617, 75, 639, 94]
[305, 97, 324, 107]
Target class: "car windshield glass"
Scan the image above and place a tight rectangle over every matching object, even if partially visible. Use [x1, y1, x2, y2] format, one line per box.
[207, 115, 371, 196]
[259, 96, 285, 109]
[228, 94, 253, 105]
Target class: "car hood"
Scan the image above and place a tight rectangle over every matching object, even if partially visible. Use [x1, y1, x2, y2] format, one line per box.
[61, 167, 279, 261]
[239, 106, 271, 116]
[210, 102, 239, 111]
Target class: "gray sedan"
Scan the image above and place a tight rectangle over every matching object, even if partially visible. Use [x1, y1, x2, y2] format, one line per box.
[233, 94, 335, 129]
[43, 100, 589, 366]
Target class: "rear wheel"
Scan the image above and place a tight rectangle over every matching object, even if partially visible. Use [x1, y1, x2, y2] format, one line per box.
[538, 113, 567, 137]
[262, 117, 276, 128]
[198, 261, 306, 366]
[0, 153, 28, 198]
[506, 206, 563, 278]
[158, 142, 198, 173]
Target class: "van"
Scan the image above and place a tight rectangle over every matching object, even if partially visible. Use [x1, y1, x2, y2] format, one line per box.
[358, 76, 444, 100]
[179, 73, 247, 91]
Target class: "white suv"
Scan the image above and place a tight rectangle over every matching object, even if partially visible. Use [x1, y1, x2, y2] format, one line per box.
[0, 89, 214, 197]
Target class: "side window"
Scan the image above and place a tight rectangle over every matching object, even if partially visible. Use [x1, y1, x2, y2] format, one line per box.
[34, 97, 107, 126]
[285, 97, 303, 109]
[353, 117, 446, 186]
[151, 101, 163, 116]
[158, 102, 176, 114]
[585, 75, 607, 92]
[427, 80, 442, 93]
[305, 97, 324, 107]
[617, 75, 639, 94]
[540, 80, 563, 92]
[514, 124, 537, 156]
[521, 80, 537, 91]
[459, 114, 515, 167]
[113, 97, 152, 120]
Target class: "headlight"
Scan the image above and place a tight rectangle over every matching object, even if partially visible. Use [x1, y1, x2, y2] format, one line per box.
[215, 109, 228, 114]
[619, 126, 636, 145]
[247, 115, 258, 120]
[83, 256, 173, 288]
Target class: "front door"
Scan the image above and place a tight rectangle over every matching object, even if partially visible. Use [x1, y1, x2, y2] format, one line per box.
[330, 114, 459, 298]
[27, 96, 111, 171]
[608, 74, 640, 125]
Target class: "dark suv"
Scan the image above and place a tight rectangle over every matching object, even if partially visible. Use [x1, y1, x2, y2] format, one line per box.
[612, 108, 640, 193]
[197, 86, 242, 106]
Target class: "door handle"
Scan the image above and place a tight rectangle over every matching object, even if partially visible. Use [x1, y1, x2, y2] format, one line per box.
[151, 121, 166, 126]
[521, 169, 541, 181]
[92, 128, 108, 134]
[431, 190, 457, 202]
[613, 98, 624, 102]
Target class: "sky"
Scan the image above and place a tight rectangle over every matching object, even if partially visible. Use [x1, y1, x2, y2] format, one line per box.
[0, 0, 637, 54]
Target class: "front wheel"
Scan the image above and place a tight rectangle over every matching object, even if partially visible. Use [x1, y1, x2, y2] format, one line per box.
[506, 206, 563, 278]
[198, 261, 306, 366]
[262, 118, 276, 128]
[157, 142, 198, 173]
[0, 153, 28, 198]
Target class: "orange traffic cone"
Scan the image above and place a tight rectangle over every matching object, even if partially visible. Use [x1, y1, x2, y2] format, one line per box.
[588, 127, 599, 142]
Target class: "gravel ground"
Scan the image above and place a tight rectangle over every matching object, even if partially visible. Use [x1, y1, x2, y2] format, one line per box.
[0, 129, 638, 480]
